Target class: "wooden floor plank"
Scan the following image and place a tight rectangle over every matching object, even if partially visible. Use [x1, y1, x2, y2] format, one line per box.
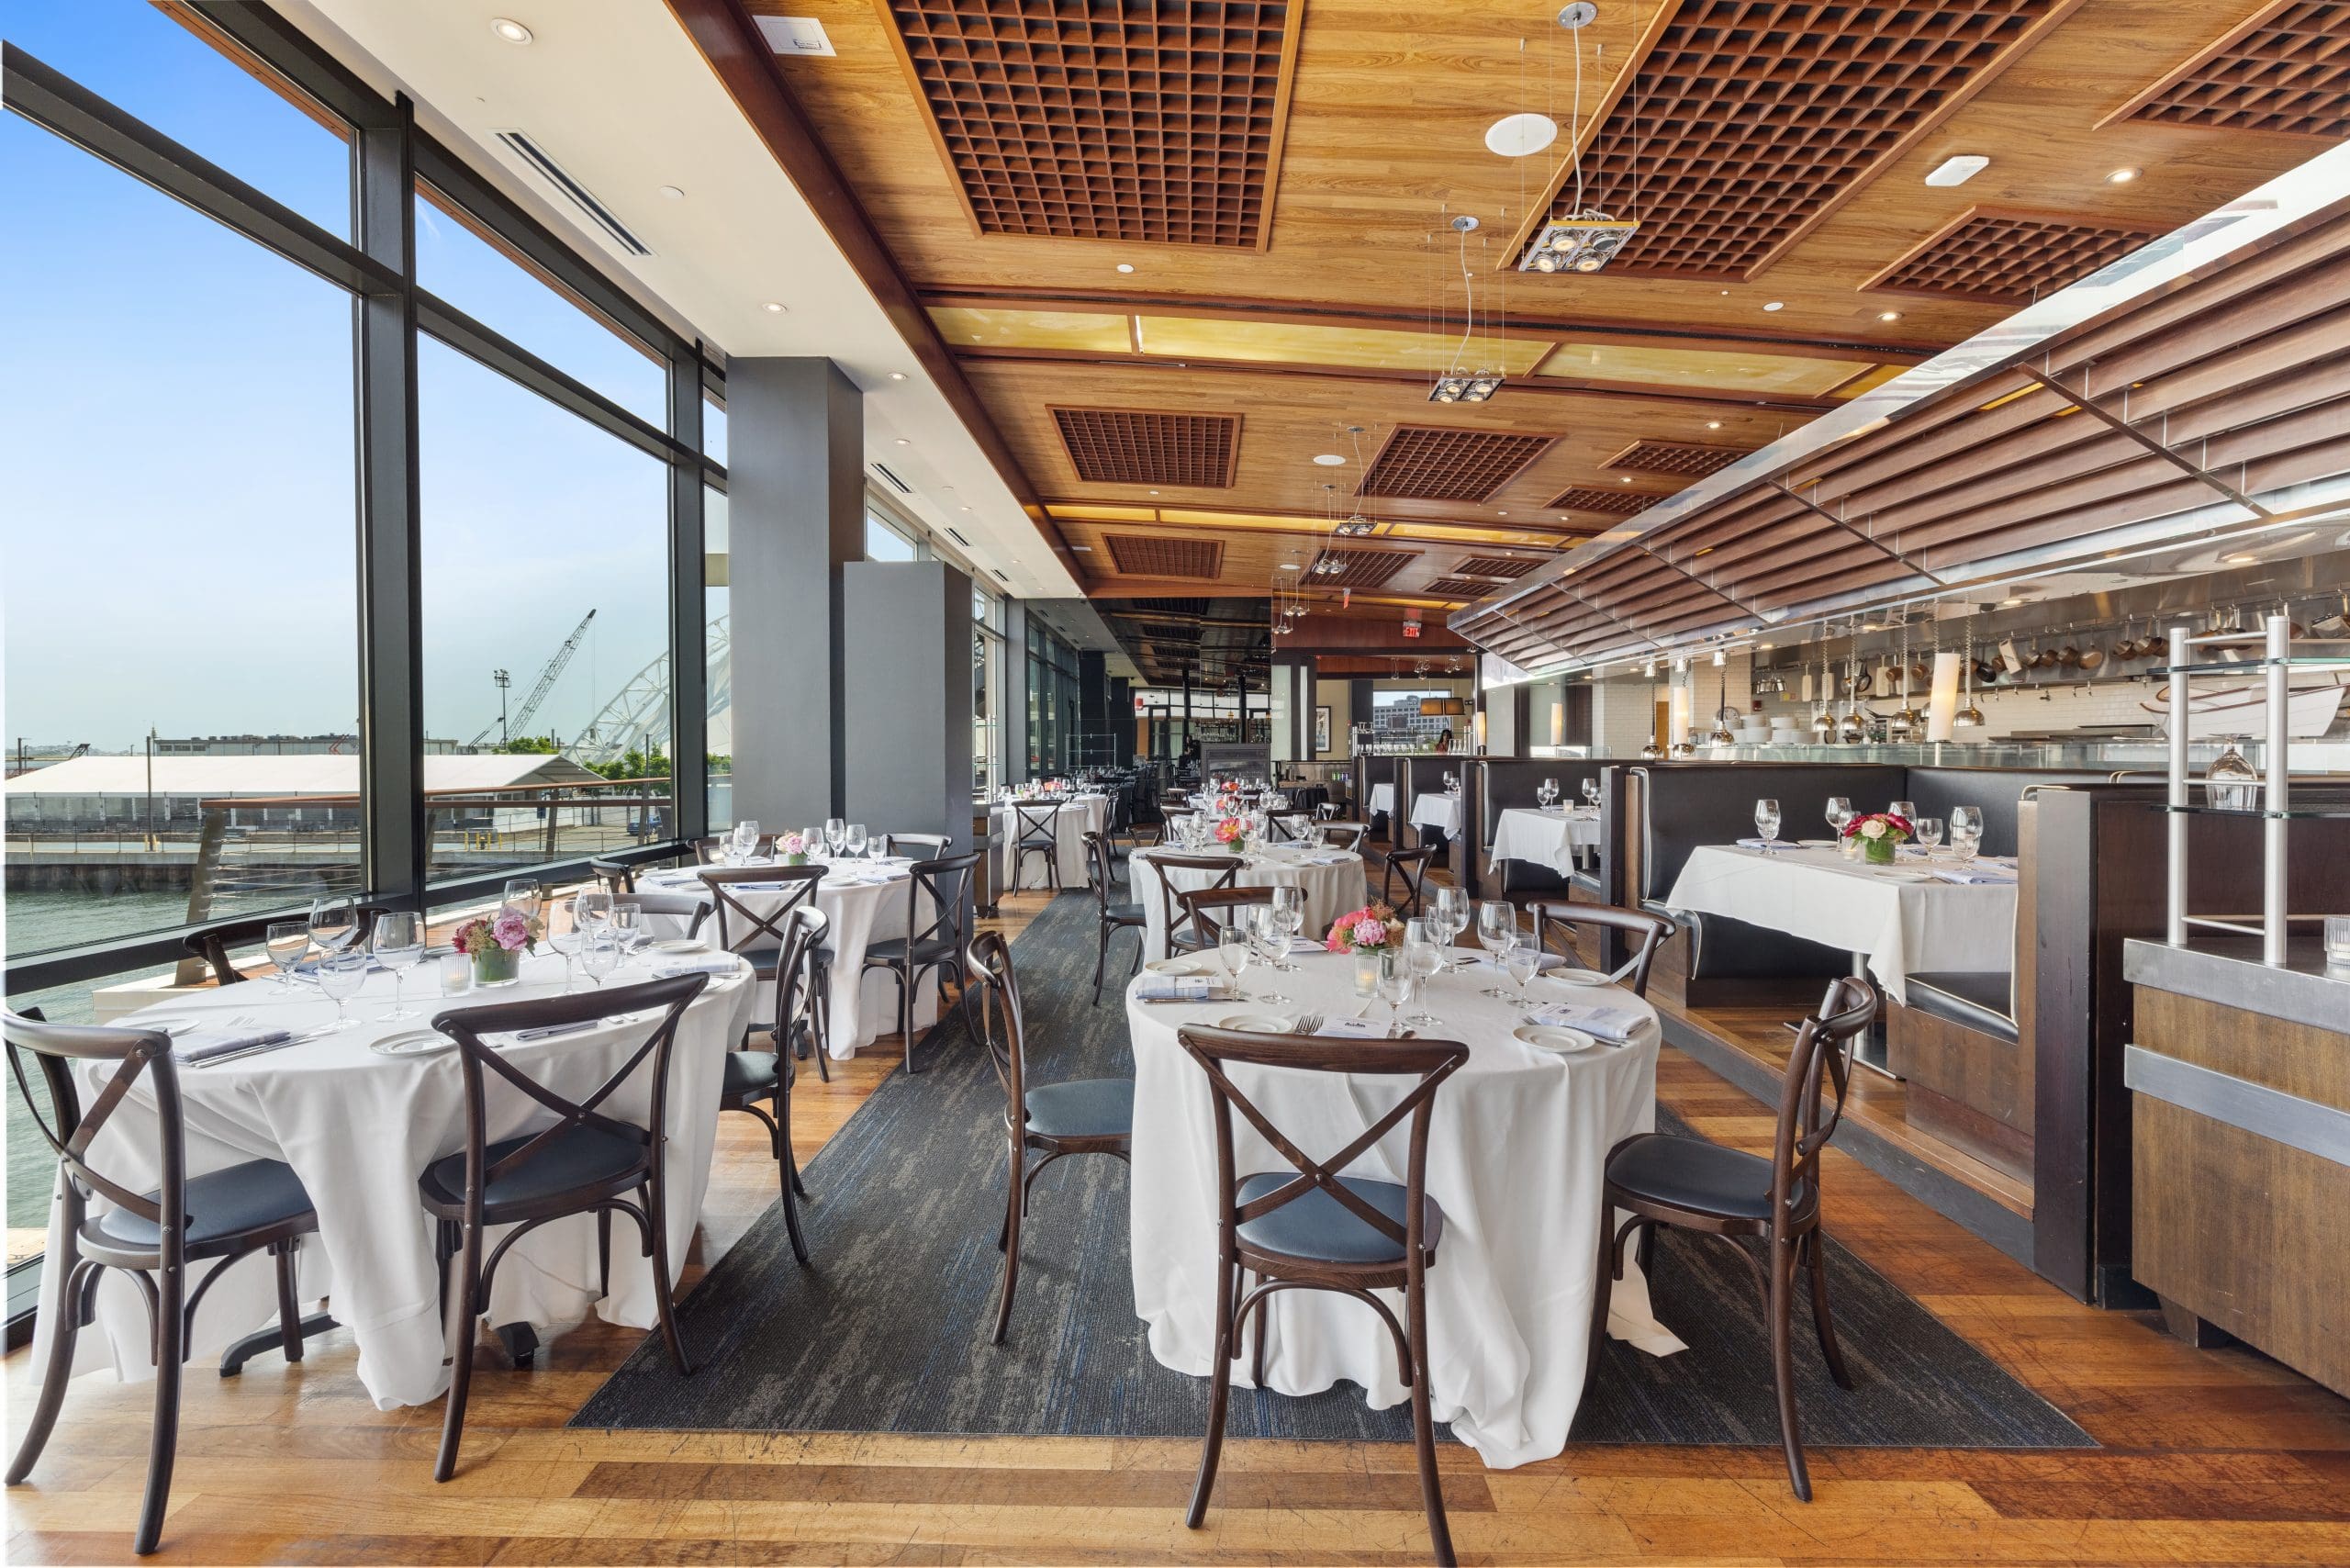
[8, 887, 2350, 1564]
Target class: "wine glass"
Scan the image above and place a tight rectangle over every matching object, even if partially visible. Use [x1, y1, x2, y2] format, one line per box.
[1583, 778, 1601, 808]
[550, 923, 583, 991]
[265, 921, 311, 991]
[1218, 922, 1255, 1003]
[1429, 886, 1467, 971]
[843, 823, 867, 860]
[1401, 918, 1445, 1027]
[1914, 816, 1945, 857]
[502, 878, 542, 918]
[1824, 796, 1853, 841]
[1754, 798, 1781, 849]
[1505, 935, 1544, 1014]
[573, 889, 614, 944]
[823, 818, 846, 857]
[802, 826, 826, 864]
[1538, 778, 1558, 809]
[372, 912, 425, 1021]
[733, 820, 761, 860]
[1269, 885, 1305, 970]
[611, 902, 645, 968]
[1377, 951, 1416, 1034]
[1889, 800, 1918, 827]
[1477, 901, 1517, 997]
[315, 951, 368, 1031]
[1949, 805, 1985, 863]
[308, 894, 358, 957]
[1250, 906, 1292, 1006]
[579, 932, 620, 987]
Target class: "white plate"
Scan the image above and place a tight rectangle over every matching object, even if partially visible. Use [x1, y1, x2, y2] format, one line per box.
[1543, 967, 1613, 986]
[1147, 956, 1209, 975]
[128, 1014, 202, 1036]
[654, 937, 706, 954]
[1796, 838, 1839, 848]
[1871, 869, 1934, 883]
[1215, 1012, 1296, 1034]
[370, 1027, 453, 1058]
[1514, 1024, 1597, 1054]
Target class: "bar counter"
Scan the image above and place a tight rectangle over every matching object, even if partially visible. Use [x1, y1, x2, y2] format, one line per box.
[2123, 936, 2350, 1394]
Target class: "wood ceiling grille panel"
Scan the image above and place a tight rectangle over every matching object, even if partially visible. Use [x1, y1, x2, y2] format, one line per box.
[1315, 548, 1417, 589]
[1358, 426, 1555, 501]
[2116, 2, 2350, 139]
[1536, 0, 2064, 279]
[1452, 555, 1542, 580]
[1426, 576, 1496, 599]
[1604, 440, 1751, 478]
[1549, 485, 1659, 515]
[1102, 534, 1225, 579]
[1865, 209, 2157, 305]
[1052, 408, 1240, 487]
[886, 1, 1296, 247]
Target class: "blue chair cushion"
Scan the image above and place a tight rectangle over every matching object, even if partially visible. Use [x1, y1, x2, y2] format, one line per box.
[1022, 1078, 1134, 1140]
[1605, 1133, 1773, 1220]
[1234, 1172, 1443, 1266]
[864, 935, 959, 968]
[91, 1157, 315, 1249]
[722, 1049, 782, 1100]
[1104, 902, 1146, 924]
[419, 1123, 647, 1213]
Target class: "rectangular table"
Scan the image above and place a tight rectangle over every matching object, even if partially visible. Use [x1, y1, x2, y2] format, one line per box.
[1409, 791, 1463, 838]
[1489, 805, 1602, 875]
[1662, 844, 2017, 1006]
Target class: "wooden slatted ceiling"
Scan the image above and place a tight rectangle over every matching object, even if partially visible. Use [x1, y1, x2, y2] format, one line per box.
[1314, 548, 1416, 589]
[2109, 0, 2350, 140]
[1358, 426, 1556, 501]
[1864, 208, 2160, 305]
[1533, 0, 2067, 280]
[1102, 533, 1225, 578]
[1052, 409, 1240, 487]
[1549, 485, 1661, 514]
[1452, 555, 1541, 579]
[885, 0, 1298, 247]
[1425, 576, 1494, 599]
[1458, 210, 2350, 666]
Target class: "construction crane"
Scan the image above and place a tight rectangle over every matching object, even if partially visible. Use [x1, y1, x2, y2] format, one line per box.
[468, 609, 596, 747]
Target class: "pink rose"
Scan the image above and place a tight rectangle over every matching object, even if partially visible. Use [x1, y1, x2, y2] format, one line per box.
[1351, 917, 1385, 946]
[492, 910, 532, 951]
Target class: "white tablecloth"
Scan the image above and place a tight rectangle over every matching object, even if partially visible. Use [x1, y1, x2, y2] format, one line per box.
[637, 861, 937, 1058]
[1409, 792, 1464, 836]
[1131, 844, 1365, 962]
[1662, 845, 2017, 1005]
[1490, 806, 1602, 874]
[32, 949, 755, 1409]
[1368, 783, 1395, 817]
[1125, 954, 1683, 1468]
[991, 794, 1109, 890]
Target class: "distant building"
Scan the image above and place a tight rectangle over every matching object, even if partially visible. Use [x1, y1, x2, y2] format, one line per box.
[5, 754, 607, 832]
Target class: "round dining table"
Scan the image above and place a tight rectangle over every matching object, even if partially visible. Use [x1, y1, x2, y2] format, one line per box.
[990, 792, 1109, 890]
[1125, 952, 1685, 1468]
[1129, 841, 1366, 961]
[30, 946, 755, 1410]
[636, 858, 937, 1056]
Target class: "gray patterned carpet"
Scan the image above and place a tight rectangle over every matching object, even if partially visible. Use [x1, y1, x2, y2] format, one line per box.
[573, 893, 2089, 1451]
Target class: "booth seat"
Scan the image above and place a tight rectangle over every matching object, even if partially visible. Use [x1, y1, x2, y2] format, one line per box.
[1475, 757, 1609, 897]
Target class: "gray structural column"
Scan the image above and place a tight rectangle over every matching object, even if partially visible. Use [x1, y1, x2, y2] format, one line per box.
[726, 358, 863, 825]
[843, 561, 975, 843]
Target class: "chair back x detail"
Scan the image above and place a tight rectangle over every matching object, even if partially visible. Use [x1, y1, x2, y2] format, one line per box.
[1146, 852, 1240, 951]
[1528, 903, 1676, 997]
[183, 905, 391, 987]
[1177, 885, 1273, 945]
[697, 865, 823, 962]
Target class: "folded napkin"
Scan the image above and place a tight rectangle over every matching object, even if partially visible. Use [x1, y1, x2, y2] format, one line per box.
[1313, 1016, 1386, 1039]
[1931, 867, 2016, 885]
[508, 1020, 600, 1044]
[1734, 837, 1797, 851]
[1524, 1002, 1644, 1042]
[171, 1027, 296, 1064]
[1134, 976, 1217, 1001]
[653, 955, 744, 979]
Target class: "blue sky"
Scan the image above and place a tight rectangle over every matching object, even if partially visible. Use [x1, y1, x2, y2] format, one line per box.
[2, 3, 685, 754]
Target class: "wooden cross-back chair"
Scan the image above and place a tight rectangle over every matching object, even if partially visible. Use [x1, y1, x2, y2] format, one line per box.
[1009, 801, 1065, 891]
[1591, 976, 1878, 1503]
[182, 905, 391, 987]
[860, 849, 981, 1073]
[588, 858, 637, 897]
[1173, 1023, 1471, 1566]
[1144, 851, 1241, 956]
[420, 971, 711, 1483]
[717, 904, 828, 1264]
[1176, 885, 1274, 946]
[696, 865, 822, 973]
[1083, 830, 1147, 1004]
[1527, 903, 1677, 997]
[967, 931, 1131, 1345]
[1379, 845, 1438, 916]
[693, 834, 773, 865]
[4, 1007, 330, 1555]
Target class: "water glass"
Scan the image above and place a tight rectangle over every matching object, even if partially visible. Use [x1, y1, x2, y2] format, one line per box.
[1431, 886, 1470, 970]
[1539, 778, 1558, 808]
[579, 934, 620, 987]
[309, 894, 358, 956]
[1505, 936, 1544, 1012]
[502, 878, 543, 918]
[1376, 953, 1415, 1031]
[1402, 918, 1444, 1026]
[1915, 817, 1945, 856]
[844, 823, 868, 858]
[1949, 805, 1985, 863]
[1824, 797, 1852, 839]
[802, 826, 827, 863]
[2326, 915, 2350, 970]
[1218, 923, 1255, 1002]
[265, 921, 311, 991]
[611, 902, 646, 965]
[733, 820, 761, 859]
[1889, 800, 1918, 826]
[1753, 798, 1781, 848]
[573, 889, 614, 940]
[1477, 900, 1516, 995]
[372, 911, 426, 1021]
[823, 818, 846, 857]
[316, 951, 368, 1031]
[1270, 885, 1306, 966]
[1249, 907, 1292, 1005]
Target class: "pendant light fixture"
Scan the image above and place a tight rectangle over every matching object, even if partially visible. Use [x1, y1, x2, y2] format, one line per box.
[1517, 3, 1640, 276]
[1429, 216, 1503, 402]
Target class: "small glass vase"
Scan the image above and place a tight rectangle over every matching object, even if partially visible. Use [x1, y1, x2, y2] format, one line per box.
[1863, 834, 1897, 865]
[1352, 946, 1393, 997]
[472, 946, 522, 987]
[783, 851, 810, 866]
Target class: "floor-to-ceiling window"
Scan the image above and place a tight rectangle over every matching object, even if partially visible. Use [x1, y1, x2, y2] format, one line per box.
[1024, 623, 1080, 779]
[973, 588, 1004, 797]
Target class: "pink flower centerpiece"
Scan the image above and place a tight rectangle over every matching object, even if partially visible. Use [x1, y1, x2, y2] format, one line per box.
[1839, 811, 1914, 865]
[1323, 901, 1403, 954]
[778, 831, 811, 866]
[452, 902, 543, 986]
[1214, 815, 1250, 850]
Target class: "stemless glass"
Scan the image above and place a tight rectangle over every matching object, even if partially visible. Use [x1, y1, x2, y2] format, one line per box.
[823, 818, 847, 857]
[265, 921, 311, 991]
[1824, 797, 1852, 840]
[1477, 900, 1517, 996]
[371, 912, 425, 1021]
[1218, 923, 1255, 1003]
[1914, 817, 1945, 857]
[1754, 798, 1782, 849]
[308, 894, 358, 957]
[315, 951, 368, 1031]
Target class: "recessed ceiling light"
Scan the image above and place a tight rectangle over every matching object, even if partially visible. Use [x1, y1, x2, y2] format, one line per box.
[1925, 153, 1989, 187]
[1876, 309, 1902, 321]
[659, 185, 684, 200]
[1619, 476, 1633, 484]
[1706, 420, 1722, 431]
[1311, 454, 1345, 465]
[2224, 552, 2259, 564]
[888, 372, 906, 381]
[2001, 597, 2024, 607]
[894, 437, 910, 445]
[2106, 166, 2141, 185]
[1278, 563, 1300, 570]
[761, 301, 786, 313]
[1762, 300, 1785, 312]
[1148, 489, 1160, 496]
[1483, 111, 1560, 158]
[961, 506, 975, 512]
[1497, 510, 1508, 516]
[1113, 263, 1136, 274]
[489, 17, 533, 44]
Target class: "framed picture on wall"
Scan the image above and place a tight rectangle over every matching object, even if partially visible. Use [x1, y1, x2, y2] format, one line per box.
[1314, 705, 1332, 753]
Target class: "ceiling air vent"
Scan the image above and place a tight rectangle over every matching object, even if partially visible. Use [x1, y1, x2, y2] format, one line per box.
[945, 526, 972, 546]
[871, 463, 915, 495]
[492, 130, 652, 257]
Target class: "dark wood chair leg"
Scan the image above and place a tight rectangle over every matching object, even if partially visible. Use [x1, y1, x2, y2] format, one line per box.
[1803, 1229, 1852, 1389]
[434, 1220, 484, 1483]
[777, 1087, 811, 1266]
[1406, 1269, 1456, 1568]
[134, 1260, 185, 1556]
[1091, 919, 1111, 1005]
[274, 1241, 305, 1362]
[896, 964, 921, 1076]
[9, 1256, 85, 1486]
[991, 1144, 1024, 1345]
[643, 1182, 694, 1377]
[1185, 1249, 1238, 1529]
[1248, 1274, 1270, 1388]
[1585, 1206, 1618, 1403]
[1769, 1235, 1812, 1502]
[597, 1209, 612, 1299]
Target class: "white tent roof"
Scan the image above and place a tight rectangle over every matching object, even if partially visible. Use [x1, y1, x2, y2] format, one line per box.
[4, 754, 605, 798]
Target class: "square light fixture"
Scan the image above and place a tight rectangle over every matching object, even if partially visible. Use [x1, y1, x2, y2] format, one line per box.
[1924, 154, 1989, 187]
[1518, 214, 1640, 274]
[1428, 371, 1505, 403]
